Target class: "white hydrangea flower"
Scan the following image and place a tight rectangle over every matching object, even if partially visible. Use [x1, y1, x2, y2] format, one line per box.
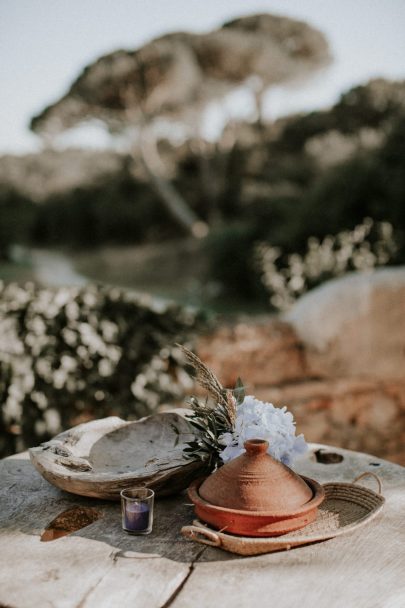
[219, 395, 307, 465]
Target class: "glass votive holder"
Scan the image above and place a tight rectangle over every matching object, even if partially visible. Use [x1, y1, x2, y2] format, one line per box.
[121, 487, 154, 535]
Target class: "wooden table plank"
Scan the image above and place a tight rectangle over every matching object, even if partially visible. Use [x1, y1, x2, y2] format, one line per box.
[0, 445, 404, 608]
[0, 452, 198, 608]
[172, 445, 405, 608]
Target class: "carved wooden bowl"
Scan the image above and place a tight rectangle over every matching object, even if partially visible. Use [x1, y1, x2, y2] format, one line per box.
[30, 411, 206, 500]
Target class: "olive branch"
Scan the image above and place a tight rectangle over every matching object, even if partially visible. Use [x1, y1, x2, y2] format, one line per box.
[174, 345, 245, 468]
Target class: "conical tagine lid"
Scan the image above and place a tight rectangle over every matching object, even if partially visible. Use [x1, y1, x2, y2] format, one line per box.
[199, 439, 312, 512]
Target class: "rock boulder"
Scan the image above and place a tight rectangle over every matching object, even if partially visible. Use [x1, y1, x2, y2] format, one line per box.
[197, 268, 405, 464]
[285, 268, 405, 380]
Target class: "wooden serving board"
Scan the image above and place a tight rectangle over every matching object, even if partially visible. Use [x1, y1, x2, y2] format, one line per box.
[29, 410, 206, 499]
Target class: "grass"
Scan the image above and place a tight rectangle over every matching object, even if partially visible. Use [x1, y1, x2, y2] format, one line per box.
[0, 259, 36, 284]
[0, 243, 269, 316]
[72, 241, 269, 316]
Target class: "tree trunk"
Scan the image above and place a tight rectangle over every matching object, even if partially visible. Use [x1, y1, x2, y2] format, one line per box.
[193, 139, 222, 228]
[138, 131, 209, 239]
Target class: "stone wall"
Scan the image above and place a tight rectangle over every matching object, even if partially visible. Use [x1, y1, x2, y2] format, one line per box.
[197, 269, 405, 465]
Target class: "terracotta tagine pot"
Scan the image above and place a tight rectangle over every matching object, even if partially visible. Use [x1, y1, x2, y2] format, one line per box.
[188, 439, 325, 537]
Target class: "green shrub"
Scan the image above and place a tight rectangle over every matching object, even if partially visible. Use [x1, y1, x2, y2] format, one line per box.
[205, 223, 267, 302]
[0, 187, 35, 258]
[289, 116, 405, 257]
[32, 169, 179, 247]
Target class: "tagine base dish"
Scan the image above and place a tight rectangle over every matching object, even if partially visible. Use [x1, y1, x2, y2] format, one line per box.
[188, 475, 325, 537]
[182, 480, 385, 555]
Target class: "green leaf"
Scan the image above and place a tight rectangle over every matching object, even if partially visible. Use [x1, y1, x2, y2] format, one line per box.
[188, 420, 208, 433]
[170, 423, 180, 447]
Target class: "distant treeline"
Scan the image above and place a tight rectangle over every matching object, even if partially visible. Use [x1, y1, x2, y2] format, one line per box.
[0, 166, 176, 254]
[1, 79, 405, 299]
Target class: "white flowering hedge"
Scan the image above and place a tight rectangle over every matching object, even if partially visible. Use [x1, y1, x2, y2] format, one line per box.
[0, 282, 202, 457]
[257, 218, 397, 310]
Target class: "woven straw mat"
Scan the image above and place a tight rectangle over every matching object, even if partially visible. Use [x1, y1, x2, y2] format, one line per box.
[181, 478, 385, 556]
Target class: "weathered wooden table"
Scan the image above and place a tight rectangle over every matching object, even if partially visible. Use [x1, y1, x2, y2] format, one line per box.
[1, 444, 404, 608]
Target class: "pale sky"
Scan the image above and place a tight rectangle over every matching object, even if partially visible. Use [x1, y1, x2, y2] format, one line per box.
[1, 0, 405, 154]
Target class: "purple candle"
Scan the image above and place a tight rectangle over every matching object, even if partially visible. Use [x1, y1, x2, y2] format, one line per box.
[121, 487, 154, 535]
[124, 501, 149, 531]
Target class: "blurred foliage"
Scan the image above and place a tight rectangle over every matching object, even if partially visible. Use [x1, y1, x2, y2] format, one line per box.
[0, 282, 204, 458]
[257, 218, 397, 310]
[0, 187, 35, 258]
[32, 164, 180, 247]
[277, 79, 405, 148]
[205, 81, 405, 300]
[1, 78, 405, 304]
[204, 223, 268, 303]
[292, 115, 405, 247]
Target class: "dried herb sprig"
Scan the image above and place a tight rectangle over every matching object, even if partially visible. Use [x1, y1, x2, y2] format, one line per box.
[175, 345, 245, 468]
[177, 344, 229, 409]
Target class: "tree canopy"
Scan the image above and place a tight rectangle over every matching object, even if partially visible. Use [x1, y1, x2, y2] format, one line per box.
[31, 13, 330, 136]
